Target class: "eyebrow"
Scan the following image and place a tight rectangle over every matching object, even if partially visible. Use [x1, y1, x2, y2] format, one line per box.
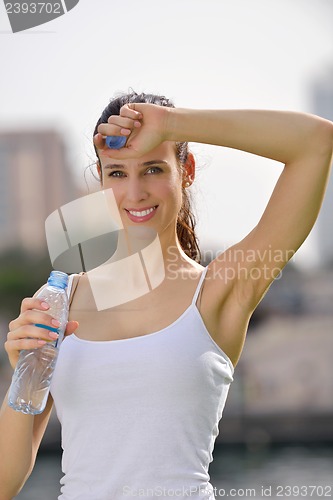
[103, 160, 170, 170]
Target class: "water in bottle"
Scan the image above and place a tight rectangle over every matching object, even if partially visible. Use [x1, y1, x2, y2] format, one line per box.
[8, 270, 69, 415]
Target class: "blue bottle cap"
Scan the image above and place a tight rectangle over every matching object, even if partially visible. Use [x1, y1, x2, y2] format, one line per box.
[48, 270, 68, 289]
[105, 136, 127, 149]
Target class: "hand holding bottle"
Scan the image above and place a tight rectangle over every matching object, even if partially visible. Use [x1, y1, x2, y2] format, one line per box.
[94, 102, 170, 159]
[5, 297, 78, 370]
[7, 271, 79, 415]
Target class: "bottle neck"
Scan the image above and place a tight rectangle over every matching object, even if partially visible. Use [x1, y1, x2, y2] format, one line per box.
[47, 271, 68, 289]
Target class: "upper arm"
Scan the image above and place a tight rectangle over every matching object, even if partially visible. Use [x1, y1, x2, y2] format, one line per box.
[202, 122, 332, 362]
[229, 121, 333, 308]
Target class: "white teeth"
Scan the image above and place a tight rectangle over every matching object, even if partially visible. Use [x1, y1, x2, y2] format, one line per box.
[128, 207, 156, 217]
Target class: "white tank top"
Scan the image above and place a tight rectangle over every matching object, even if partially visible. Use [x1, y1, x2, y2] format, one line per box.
[50, 268, 234, 499]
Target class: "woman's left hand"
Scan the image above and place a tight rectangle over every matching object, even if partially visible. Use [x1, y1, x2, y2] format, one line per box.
[94, 102, 171, 158]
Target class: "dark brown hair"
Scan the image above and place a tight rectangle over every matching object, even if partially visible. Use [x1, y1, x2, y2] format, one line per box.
[93, 91, 201, 263]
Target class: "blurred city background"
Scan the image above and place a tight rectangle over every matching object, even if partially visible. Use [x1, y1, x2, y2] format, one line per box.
[0, 0, 332, 498]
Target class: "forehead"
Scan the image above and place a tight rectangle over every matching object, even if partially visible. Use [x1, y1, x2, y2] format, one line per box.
[99, 141, 177, 167]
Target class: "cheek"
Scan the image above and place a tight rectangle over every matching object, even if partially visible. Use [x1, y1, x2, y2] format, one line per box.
[167, 168, 183, 200]
[159, 178, 182, 207]
[100, 183, 125, 216]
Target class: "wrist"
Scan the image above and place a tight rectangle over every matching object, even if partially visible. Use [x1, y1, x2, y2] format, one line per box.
[165, 107, 219, 144]
[165, 107, 191, 142]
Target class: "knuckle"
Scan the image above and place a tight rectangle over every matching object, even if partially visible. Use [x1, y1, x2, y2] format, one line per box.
[8, 319, 16, 331]
[97, 124, 107, 134]
[22, 309, 44, 324]
[20, 297, 36, 313]
[14, 339, 23, 350]
[17, 338, 30, 350]
[15, 324, 33, 341]
[23, 309, 35, 321]
[19, 310, 32, 324]
[21, 297, 31, 309]
[125, 117, 134, 128]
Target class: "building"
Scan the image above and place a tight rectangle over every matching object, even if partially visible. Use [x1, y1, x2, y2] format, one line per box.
[0, 129, 80, 254]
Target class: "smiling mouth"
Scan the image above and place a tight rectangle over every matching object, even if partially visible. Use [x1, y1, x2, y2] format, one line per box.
[125, 205, 158, 222]
[127, 206, 157, 217]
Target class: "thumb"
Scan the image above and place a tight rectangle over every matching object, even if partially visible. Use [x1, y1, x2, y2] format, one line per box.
[64, 320, 79, 337]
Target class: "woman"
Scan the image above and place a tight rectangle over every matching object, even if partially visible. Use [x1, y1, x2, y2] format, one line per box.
[1, 91, 332, 499]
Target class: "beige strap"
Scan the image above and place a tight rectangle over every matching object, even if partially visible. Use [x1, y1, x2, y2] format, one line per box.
[67, 274, 82, 307]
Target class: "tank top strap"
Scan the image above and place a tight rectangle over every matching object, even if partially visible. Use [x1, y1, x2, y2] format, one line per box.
[66, 273, 81, 306]
[191, 266, 209, 306]
[67, 274, 74, 298]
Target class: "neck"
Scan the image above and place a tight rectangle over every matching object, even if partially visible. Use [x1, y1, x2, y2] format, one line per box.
[107, 226, 192, 269]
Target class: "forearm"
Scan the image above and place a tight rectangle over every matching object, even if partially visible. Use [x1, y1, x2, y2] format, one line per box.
[167, 108, 333, 165]
[0, 389, 35, 498]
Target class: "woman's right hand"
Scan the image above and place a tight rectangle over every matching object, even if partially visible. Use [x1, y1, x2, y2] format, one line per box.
[5, 298, 79, 370]
[94, 102, 171, 159]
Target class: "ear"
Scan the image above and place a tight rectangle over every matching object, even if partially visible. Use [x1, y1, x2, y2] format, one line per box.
[182, 152, 196, 187]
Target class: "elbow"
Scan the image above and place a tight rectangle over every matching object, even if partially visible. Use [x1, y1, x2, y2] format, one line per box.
[0, 481, 22, 500]
[312, 117, 333, 158]
[0, 468, 32, 500]
[0, 482, 27, 500]
[321, 117, 333, 146]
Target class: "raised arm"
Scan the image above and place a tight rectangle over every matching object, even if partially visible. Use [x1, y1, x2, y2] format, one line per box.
[168, 108, 332, 368]
[96, 104, 333, 306]
[171, 108, 333, 300]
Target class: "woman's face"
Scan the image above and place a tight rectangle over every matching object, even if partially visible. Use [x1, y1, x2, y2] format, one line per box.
[98, 142, 184, 242]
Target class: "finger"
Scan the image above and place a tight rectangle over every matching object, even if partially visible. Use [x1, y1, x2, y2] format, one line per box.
[107, 116, 141, 129]
[94, 118, 142, 152]
[93, 133, 105, 150]
[94, 131, 141, 155]
[98, 123, 133, 138]
[20, 297, 50, 314]
[5, 337, 49, 354]
[7, 323, 59, 342]
[64, 320, 79, 337]
[98, 115, 142, 139]
[120, 104, 143, 120]
[98, 145, 142, 160]
[9, 309, 60, 332]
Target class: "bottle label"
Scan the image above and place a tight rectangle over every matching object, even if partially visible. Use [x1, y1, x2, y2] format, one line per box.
[34, 323, 59, 333]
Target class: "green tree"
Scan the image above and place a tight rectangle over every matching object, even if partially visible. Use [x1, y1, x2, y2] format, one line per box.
[0, 248, 52, 318]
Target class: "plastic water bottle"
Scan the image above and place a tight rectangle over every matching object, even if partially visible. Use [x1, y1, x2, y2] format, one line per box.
[8, 270, 69, 415]
[105, 136, 127, 149]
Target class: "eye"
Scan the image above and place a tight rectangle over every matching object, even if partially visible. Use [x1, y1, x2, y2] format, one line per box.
[107, 170, 126, 178]
[145, 166, 163, 175]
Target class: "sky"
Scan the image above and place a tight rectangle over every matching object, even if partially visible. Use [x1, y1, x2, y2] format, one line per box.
[0, 0, 332, 267]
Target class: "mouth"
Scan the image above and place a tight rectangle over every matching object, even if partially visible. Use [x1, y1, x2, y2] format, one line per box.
[125, 205, 158, 223]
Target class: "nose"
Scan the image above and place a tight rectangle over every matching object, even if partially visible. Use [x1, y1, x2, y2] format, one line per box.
[126, 176, 149, 203]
